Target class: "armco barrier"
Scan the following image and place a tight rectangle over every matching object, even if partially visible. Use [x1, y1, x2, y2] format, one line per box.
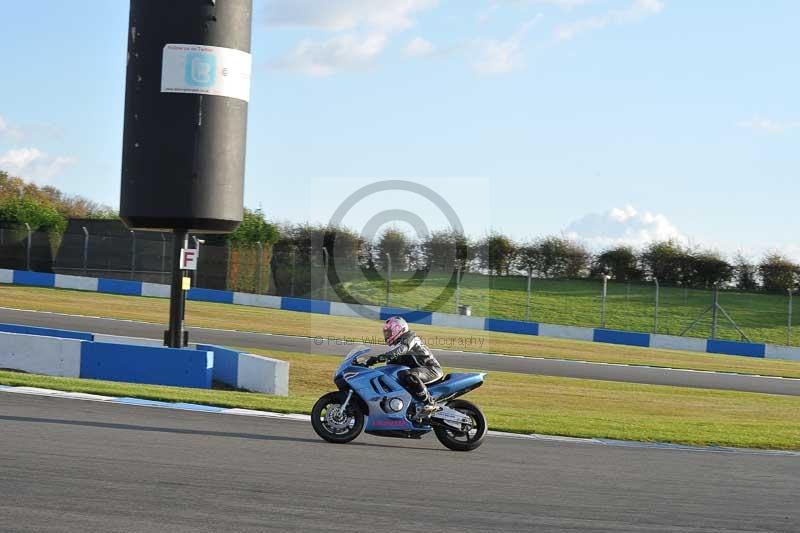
[430, 313, 486, 330]
[98, 278, 142, 296]
[537, 324, 594, 342]
[593, 329, 651, 348]
[4, 268, 800, 362]
[189, 288, 234, 304]
[281, 297, 331, 315]
[706, 339, 765, 358]
[80, 342, 214, 388]
[650, 334, 707, 353]
[0, 331, 82, 377]
[237, 352, 289, 396]
[13, 270, 55, 287]
[0, 323, 94, 341]
[197, 344, 239, 387]
[55, 274, 99, 292]
[197, 344, 289, 395]
[485, 318, 539, 336]
[380, 307, 433, 325]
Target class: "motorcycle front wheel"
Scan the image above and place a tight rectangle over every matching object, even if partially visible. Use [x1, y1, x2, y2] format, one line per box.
[433, 399, 488, 452]
[311, 391, 365, 444]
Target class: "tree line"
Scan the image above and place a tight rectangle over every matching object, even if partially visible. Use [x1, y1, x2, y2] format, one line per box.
[265, 222, 799, 294]
[2, 170, 797, 294]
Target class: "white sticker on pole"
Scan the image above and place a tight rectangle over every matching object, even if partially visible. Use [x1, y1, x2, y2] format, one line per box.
[161, 44, 252, 102]
[180, 248, 199, 271]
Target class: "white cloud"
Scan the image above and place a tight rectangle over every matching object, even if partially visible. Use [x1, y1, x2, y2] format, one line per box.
[564, 204, 685, 249]
[473, 16, 541, 75]
[0, 114, 24, 142]
[493, 0, 590, 9]
[267, 0, 439, 75]
[405, 36, 436, 57]
[555, 0, 664, 41]
[739, 116, 800, 134]
[0, 147, 76, 183]
[273, 33, 388, 77]
[265, 0, 439, 32]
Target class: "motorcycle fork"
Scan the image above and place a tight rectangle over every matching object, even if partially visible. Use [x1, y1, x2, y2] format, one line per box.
[340, 390, 354, 413]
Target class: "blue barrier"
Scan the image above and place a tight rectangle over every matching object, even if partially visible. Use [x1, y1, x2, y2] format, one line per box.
[281, 297, 331, 315]
[485, 318, 539, 336]
[380, 307, 433, 325]
[98, 278, 143, 296]
[197, 344, 239, 387]
[188, 288, 235, 305]
[7, 268, 800, 361]
[593, 329, 651, 348]
[13, 271, 55, 287]
[707, 339, 765, 358]
[80, 342, 213, 388]
[0, 323, 93, 341]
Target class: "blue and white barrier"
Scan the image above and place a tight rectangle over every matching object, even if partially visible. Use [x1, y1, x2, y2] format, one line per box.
[0, 331, 83, 377]
[0, 322, 289, 395]
[3, 267, 800, 362]
[197, 344, 289, 396]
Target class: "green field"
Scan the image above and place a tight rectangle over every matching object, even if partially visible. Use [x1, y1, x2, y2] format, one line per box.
[330, 273, 797, 346]
[3, 285, 800, 379]
[2, 348, 799, 450]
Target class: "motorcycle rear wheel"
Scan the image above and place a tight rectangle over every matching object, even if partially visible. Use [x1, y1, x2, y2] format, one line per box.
[433, 399, 487, 452]
[311, 391, 365, 444]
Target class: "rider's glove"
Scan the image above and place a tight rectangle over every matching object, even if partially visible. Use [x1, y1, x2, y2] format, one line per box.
[365, 356, 379, 367]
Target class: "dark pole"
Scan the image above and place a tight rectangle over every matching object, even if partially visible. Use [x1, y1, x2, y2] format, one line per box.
[166, 229, 188, 348]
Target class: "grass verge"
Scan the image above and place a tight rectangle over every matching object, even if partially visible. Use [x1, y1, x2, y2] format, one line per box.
[2, 349, 799, 450]
[3, 285, 800, 378]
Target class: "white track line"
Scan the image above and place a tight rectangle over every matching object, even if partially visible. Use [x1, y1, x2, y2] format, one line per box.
[1, 385, 797, 456]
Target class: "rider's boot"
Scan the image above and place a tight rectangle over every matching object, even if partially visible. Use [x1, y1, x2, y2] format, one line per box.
[413, 394, 439, 419]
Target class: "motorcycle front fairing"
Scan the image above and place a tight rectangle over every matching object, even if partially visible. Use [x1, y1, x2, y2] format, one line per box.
[334, 347, 430, 434]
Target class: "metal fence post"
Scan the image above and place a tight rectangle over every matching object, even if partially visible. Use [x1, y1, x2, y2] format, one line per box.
[653, 278, 660, 334]
[192, 236, 204, 288]
[600, 274, 610, 328]
[160, 233, 167, 284]
[289, 246, 297, 297]
[455, 264, 462, 314]
[129, 230, 136, 280]
[321, 247, 329, 301]
[82, 226, 89, 276]
[711, 285, 719, 339]
[525, 269, 533, 322]
[788, 289, 794, 346]
[385, 253, 392, 306]
[24, 223, 31, 271]
[256, 241, 263, 294]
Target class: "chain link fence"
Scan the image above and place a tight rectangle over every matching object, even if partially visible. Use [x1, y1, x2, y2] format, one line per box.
[1, 223, 796, 347]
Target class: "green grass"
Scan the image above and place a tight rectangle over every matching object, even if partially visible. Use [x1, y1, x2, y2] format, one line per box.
[2, 348, 799, 450]
[333, 273, 798, 346]
[4, 284, 800, 378]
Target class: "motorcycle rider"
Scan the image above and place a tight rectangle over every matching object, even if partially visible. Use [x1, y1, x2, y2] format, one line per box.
[366, 316, 443, 417]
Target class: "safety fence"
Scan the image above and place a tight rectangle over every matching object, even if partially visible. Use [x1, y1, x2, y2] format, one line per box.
[2, 268, 799, 362]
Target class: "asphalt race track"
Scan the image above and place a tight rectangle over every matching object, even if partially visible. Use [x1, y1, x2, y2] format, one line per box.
[1, 393, 798, 532]
[2, 307, 800, 396]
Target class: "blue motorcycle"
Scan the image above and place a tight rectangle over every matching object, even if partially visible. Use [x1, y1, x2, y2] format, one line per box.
[311, 346, 488, 451]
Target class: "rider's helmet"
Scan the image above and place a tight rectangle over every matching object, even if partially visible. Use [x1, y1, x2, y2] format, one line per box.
[383, 316, 409, 345]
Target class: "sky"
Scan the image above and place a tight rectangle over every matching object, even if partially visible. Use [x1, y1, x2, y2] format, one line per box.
[0, 0, 798, 260]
